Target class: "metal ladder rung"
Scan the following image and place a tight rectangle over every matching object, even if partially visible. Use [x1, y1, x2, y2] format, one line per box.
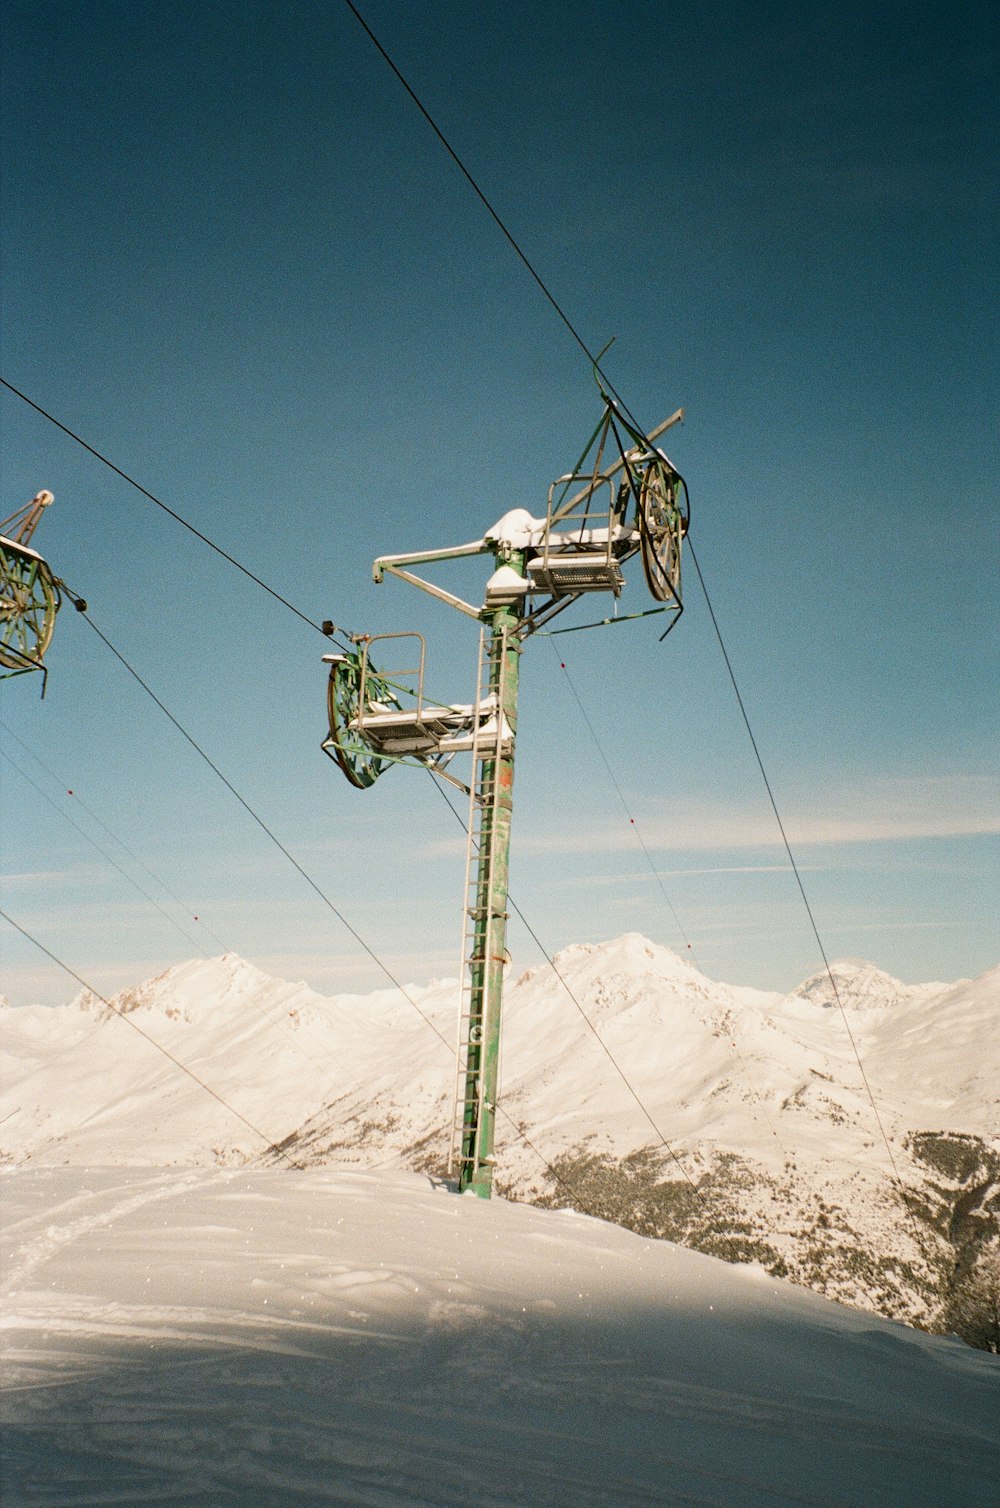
[449, 621, 513, 1184]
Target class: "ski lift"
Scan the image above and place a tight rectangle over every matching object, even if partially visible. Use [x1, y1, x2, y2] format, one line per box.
[525, 474, 627, 597]
[519, 402, 687, 632]
[319, 397, 688, 1198]
[322, 399, 686, 793]
[322, 632, 511, 792]
[0, 491, 63, 683]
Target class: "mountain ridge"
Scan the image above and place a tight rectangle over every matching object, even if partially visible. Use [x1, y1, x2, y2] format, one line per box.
[3, 932, 997, 1335]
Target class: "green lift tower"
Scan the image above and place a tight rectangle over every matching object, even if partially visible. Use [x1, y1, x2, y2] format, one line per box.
[322, 399, 687, 1196]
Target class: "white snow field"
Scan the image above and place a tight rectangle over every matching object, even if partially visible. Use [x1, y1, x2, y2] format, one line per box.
[4, 937, 997, 1183]
[2, 1165, 998, 1507]
[4, 936, 998, 1316]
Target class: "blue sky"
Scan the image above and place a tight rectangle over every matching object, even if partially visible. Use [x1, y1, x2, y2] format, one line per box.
[2, 0, 997, 1007]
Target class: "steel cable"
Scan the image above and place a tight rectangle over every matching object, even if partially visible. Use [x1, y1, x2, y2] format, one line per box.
[342, 4, 927, 1261]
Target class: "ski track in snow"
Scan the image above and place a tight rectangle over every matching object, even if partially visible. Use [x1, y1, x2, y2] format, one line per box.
[1, 1167, 998, 1507]
[2, 1168, 215, 1298]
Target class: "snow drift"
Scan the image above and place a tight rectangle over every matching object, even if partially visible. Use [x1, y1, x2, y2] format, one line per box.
[2, 1166, 998, 1506]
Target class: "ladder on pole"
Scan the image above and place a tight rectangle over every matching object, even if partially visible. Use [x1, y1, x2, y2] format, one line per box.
[324, 401, 686, 1203]
[449, 623, 511, 1187]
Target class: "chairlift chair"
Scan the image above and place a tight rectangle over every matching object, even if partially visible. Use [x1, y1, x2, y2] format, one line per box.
[322, 631, 512, 792]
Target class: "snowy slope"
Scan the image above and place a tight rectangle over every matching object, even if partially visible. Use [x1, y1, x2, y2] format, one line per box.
[2, 1166, 998, 1507]
[1, 954, 456, 1169]
[2, 935, 998, 1328]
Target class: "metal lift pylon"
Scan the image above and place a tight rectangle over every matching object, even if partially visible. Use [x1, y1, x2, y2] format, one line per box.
[321, 399, 687, 1198]
[453, 596, 522, 1194]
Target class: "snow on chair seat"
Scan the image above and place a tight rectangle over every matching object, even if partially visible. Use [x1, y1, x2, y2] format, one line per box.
[525, 470, 638, 598]
[527, 551, 626, 596]
[351, 695, 511, 759]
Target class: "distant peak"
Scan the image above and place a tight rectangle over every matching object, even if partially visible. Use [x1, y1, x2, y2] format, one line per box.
[554, 931, 644, 960]
[550, 932, 705, 983]
[87, 952, 281, 1018]
[791, 959, 912, 1010]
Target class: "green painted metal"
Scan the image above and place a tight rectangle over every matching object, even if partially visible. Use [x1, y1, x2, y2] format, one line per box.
[0, 537, 60, 680]
[458, 554, 523, 1197]
[322, 649, 396, 788]
[322, 400, 687, 1199]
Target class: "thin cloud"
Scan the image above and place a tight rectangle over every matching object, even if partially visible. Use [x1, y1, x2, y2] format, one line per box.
[664, 864, 826, 876]
[506, 774, 1000, 855]
[561, 865, 823, 888]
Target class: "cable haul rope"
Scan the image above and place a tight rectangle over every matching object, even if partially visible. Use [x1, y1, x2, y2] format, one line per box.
[1, 746, 214, 960]
[0, 377, 350, 646]
[551, 651, 784, 1149]
[685, 545, 932, 1256]
[340, 0, 928, 1257]
[0, 906, 305, 1169]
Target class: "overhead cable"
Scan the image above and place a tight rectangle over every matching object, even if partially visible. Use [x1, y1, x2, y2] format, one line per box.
[0, 376, 347, 643]
[551, 652, 783, 1146]
[1, 746, 211, 959]
[340, 1, 603, 381]
[684, 543, 924, 1235]
[0, 906, 303, 1169]
[344, 6, 923, 1254]
[554, 651, 694, 956]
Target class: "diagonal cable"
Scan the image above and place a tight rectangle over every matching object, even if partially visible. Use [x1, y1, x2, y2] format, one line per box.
[340, 1, 603, 378]
[553, 649, 694, 955]
[0, 907, 303, 1169]
[0, 376, 348, 643]
[548, 653, 785, 1146]
[685, 539, 930, 1253]
[0, 736, 374, 1096]
[2, 747, 212, 958]
[341, 8, 928, 1254]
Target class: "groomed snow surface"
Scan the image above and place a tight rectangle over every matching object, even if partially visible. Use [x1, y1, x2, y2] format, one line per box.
[2, 1166, 998, 1506]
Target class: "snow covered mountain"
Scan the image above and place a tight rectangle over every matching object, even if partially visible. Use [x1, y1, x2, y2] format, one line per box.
[3, 933, 998, 1334]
